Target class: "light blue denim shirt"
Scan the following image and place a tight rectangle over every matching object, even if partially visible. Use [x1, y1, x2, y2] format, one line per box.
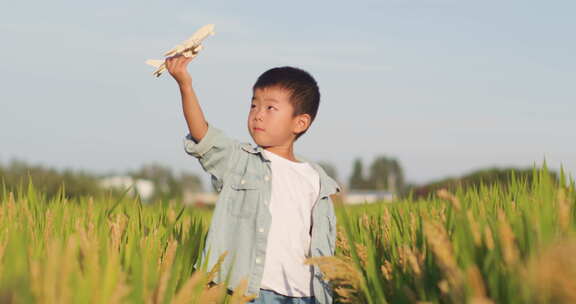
[183, 123, 341, 304]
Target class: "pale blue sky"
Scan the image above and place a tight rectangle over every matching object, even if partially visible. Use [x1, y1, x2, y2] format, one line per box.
[1, 1, 574, 188]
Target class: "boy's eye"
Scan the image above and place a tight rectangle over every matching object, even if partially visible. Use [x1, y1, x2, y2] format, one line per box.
[267, 106, 276, 110]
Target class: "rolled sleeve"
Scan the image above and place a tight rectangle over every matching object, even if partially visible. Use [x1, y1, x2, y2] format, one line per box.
[184, 123, 222, 157]
[183, 123, 238, 189]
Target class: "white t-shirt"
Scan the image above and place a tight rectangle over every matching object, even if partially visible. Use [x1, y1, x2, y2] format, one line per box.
[260, 149, 320, 297]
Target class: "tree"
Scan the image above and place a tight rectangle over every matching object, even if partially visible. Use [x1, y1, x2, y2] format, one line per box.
[180, 172, 203, 193]
[349, 158, 368, 190]
[366, 156, 405, 194]
[346, 155, 406, 194]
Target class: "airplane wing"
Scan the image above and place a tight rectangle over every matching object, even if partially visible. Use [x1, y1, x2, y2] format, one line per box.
[163, 24, 215, 57]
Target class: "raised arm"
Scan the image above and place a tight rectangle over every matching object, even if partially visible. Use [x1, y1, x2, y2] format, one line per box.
[165, 54, 208, 142]
[165, 54, 239, 192]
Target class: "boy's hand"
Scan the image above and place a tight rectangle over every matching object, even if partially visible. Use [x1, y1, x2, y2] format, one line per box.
[165, 54, 194, 86]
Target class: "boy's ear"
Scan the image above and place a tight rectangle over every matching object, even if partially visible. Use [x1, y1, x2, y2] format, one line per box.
[293, 113, 311, 134]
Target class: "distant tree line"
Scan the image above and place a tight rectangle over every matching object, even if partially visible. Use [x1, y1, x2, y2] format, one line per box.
[2, 157, 408, 201]
[320, 157, 559, 201]
[408, 167, 559, 198]
[2, 158, 555, 203]
[0, 159, 202, 202]
[0, 160, 105, 199]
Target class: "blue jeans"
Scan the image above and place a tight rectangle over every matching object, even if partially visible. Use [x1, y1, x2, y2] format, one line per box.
[249, 289, 317, 304]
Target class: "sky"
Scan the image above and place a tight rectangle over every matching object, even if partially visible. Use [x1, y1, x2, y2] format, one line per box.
[1, 1, 574, 190]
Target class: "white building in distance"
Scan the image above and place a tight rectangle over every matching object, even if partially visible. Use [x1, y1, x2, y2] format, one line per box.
[343, 190, 396, 204]
[100, 176, 155, 201]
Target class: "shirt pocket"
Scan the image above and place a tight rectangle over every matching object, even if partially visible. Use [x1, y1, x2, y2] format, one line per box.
[226, 174, 261, 219]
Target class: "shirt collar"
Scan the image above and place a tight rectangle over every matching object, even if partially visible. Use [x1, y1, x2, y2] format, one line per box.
[241, 143, 271, 161]
[240, 143, 342, 198]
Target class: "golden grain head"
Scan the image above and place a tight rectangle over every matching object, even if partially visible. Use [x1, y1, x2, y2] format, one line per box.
[484, 225, 495, 250]
[467, 209, 482, 247]
[466, 265, 487, 298]
[405, 246, 422, 276]
[171, 271, 206, 304]
[523, 237, 576, 304]
[229, 278, 257, 304]
[381, 260, 393, 281]
[437, 188, 461, 211]
[207, 251, 228, 283]
[355, 243, 368, 268]
[305, 255, 364, 299]
[497, 209, 519, 266]
[557, 188, 571, 232]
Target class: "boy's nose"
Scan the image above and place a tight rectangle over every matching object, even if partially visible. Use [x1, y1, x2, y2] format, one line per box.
[254, 111, 264, 121]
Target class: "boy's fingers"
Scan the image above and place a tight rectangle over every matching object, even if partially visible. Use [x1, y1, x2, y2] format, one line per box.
[178, 56, 191, 67]
[165, 57, 172, 70]
[172, 55, 182, 65]
[170, 55, 180, 68]
[164, 54, 192, 74]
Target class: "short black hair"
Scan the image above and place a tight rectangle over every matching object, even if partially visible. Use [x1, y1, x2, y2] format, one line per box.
[253, 66, 320, 140]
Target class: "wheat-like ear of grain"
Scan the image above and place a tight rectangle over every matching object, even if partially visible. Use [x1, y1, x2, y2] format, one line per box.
[497, 209, 519, 266]
[305, 256, 364, 303]
[170, 271, 205, 304]
[557, 189, 571, 233]
[523, 238, 576, 304]
[466, 265, 494, 304]
[171, 251, 230, 304]
[198, 251, 229, 304]
[198, 283, 227, 304]
[152, 239, 178, 304]
[423, 220, 465, 299]
[437, 188, 461, 211]
[229, 278, 256, 304]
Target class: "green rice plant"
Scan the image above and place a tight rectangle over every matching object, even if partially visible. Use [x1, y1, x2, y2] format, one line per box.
[0, 179, 250, 304]
[1, 163, 575, 303]
[312, 163, 576, 303]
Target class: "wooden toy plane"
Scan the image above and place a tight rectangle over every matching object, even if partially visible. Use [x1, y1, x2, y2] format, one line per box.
[146, 24, 215, 77]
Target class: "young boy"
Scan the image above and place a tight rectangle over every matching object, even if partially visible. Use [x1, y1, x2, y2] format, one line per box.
[165, 55, 341, 304]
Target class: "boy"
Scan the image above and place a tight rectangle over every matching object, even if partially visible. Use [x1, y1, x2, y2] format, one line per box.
[165, 55, 341, 304]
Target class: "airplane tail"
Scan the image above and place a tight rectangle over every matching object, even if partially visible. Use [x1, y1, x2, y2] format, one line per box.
[145, 59, 166, 77]
[145, 59, 164, 68]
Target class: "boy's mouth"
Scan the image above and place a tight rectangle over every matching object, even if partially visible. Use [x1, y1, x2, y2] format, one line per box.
[253, 127, 265, 132]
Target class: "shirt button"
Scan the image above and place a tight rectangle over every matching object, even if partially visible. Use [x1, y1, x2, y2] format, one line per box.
[255, 257, 261, 264]
[264, 175, 269, 181]
[240, 179, 245, 184]
[258, 228, 264, 233]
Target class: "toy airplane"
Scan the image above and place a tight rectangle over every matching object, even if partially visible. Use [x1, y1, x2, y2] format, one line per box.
[145, 24, 215, 77]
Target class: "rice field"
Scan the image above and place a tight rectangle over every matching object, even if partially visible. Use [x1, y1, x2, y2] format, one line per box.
[0, 164, 574, 303]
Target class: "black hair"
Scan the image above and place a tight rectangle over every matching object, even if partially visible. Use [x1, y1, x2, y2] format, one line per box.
[253, 66, 320, 140]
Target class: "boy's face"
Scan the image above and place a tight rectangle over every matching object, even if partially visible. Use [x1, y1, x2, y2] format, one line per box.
[248, 86, 310, 149]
